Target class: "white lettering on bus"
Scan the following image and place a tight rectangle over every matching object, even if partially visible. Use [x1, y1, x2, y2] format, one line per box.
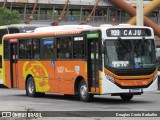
[112, 61, 129, 67]
[123, 30, 142, 36]
[124, 30, 127, 36]
[57, 67, 64, 73]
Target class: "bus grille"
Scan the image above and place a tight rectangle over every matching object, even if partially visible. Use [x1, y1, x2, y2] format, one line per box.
[106, 66, 156, 76]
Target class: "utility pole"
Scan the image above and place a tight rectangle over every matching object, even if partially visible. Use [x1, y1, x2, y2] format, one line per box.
[136, 0, 144, 26]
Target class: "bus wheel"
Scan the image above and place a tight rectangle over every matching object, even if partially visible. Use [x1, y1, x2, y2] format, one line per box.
[120, 94, 133, 101]
[79, 80, 93, 102]
[158, 77, 160, 91]
[26, 77, 37, 97]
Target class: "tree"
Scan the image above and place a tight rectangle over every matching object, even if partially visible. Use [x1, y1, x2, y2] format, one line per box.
[0, 8, 21, 26]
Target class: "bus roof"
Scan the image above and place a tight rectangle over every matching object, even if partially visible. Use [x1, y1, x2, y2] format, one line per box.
[0, 26, 7, 29]
[34, 25, 93, 33]
[0, 24, 50, 33]
[7, 24, 50, 33]
[99, 24, 153, 29]
[3, 28, 95, 39]
[110, 24, 153, 29]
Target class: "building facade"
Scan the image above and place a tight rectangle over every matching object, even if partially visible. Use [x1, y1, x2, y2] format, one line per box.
[0, 0, 159, 26]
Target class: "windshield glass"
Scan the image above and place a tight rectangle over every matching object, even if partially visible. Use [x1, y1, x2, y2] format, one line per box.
[104, 39, 156, 69]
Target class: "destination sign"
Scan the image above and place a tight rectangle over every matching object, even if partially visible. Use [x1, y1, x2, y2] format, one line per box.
[10, 39, 18, 43]
[106, 28, 151, 37]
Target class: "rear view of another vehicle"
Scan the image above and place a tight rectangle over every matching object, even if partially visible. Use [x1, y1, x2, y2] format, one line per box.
[0, 26, 8, 86]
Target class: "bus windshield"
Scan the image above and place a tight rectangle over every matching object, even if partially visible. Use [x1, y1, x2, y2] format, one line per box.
[104, 39, 156, 69]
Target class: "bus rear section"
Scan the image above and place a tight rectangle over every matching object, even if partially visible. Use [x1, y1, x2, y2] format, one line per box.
[0, 41, 2, 84]
[0, 49, 3, 85]
[100, 26, 158, 101]
[0, 26, 8, 85]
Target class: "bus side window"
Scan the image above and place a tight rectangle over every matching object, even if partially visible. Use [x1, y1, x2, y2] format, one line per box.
[0, 28, 8, 44]
[57, 39, 61, 59]
[19, 39, 32, 59]
[32, 38, 40, 59]
[8, 28, 20, 34]
[57, 37, 72, 59]
[42, 37, 55, 59]
[4, 40, 9, 60]
[73, 41, 85, 59]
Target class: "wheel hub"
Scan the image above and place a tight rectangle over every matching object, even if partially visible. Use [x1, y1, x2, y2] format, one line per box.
[28, 81, 34, 94]
[80, 85, 87, 98]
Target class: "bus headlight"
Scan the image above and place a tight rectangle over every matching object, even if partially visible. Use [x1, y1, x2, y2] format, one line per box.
[105, 74, 115, 83]
[153, 74, 158, 82]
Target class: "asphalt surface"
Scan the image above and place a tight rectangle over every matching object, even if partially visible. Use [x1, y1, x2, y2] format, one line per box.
[0, 88, 160, 120]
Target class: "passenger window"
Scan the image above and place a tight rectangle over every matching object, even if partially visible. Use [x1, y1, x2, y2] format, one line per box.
[57, 37, 72, 59]
[0, 28, 8, 44]
[4, 40, 9, 59]
[8, 28, 20, 34]
[43, 37, 55, 59]
[73, 41, 85, 59]
[33, 38, 40, 59]
[19, 39, 32, 59]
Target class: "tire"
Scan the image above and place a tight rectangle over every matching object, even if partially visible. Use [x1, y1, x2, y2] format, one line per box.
[26, 77, 37, 97]
[158, 77, 160, 91]
[120, 94, 133, 101]
[78, 80, 93, 102]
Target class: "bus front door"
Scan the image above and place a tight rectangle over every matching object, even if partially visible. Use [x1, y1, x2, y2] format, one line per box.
[10, 43, 18, 88]
[87, 39, 99, 92]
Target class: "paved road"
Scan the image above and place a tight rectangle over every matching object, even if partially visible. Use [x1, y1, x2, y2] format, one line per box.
[0, 88, 160, 120]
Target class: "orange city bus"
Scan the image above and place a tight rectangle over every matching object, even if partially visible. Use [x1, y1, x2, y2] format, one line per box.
[2, 25, 158, 102]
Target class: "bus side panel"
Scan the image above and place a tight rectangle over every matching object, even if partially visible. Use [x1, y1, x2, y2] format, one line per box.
[17, 61, 27, 90]
[41, 60, 57, 93]
[4, 61, 11, 88]
[0, 68, 3, 84]
[0, 45, 4, 85]
[21, 60, 49, 93]
[54, 61, 87, 95]
[0, 54, 3, 84]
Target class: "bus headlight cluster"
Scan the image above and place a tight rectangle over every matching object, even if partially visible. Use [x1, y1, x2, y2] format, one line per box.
[105, 74, 115, 83]
[153, 74, 158, 82]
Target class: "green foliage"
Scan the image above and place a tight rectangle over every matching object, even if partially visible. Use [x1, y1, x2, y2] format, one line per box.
[0, 8, 21, 26]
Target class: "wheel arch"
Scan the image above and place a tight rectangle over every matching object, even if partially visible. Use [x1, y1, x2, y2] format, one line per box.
[74, 76, 86, 95]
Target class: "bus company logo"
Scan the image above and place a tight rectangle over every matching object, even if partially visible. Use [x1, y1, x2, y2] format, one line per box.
[65, 68, 74, 73]
[55, 31, 80, 35]
[57, 67, 64, 73]
[23, 61, 50, 91]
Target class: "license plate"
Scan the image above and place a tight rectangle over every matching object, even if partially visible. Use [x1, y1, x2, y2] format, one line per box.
[130, 88, 141, 93]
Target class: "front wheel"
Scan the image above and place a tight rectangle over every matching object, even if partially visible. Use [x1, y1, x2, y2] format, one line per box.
[158, 77, 160, 91]
[120, 94, 133, 101]
[78, 80, 93, 102]
[26, 77, 45, 97]
[26, 77, 36, 97]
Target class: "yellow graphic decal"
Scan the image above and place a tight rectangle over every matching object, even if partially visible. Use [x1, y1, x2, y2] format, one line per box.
[23, 61, 50, 92]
